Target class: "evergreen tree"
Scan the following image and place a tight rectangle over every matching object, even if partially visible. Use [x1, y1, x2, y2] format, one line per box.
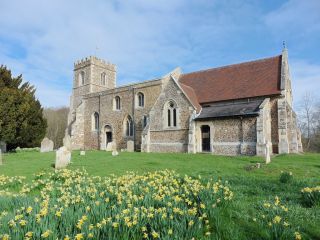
[0, 65, 47, 150]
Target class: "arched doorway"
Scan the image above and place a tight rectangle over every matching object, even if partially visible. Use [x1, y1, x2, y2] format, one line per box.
[104, 125, 112, 146]
[201, 125, 211, 152]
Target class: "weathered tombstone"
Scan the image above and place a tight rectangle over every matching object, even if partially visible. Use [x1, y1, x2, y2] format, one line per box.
[63, 134, 72, 151]
[40, 138, 54, 153]
[112, 150, 119, 156]
[127, 140, 134, 152]
[0, 149, 3, 165]
[106, 142, 115, 152]
[0, 141, 7, 153]
[55, 146, 71, 169]
[265, 144, 271, 164]
[80, 151, 86, 156]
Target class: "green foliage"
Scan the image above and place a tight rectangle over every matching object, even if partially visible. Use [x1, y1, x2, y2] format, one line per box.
[0, 152, 319, 239]
[0, 65, 47, 150]
[301, 186, 320, 208]
[279, 171, 293, 184]
[0, 169, 234, 239]
[253, 196, 301, 240]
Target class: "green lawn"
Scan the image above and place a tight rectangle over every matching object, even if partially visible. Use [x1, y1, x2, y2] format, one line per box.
[1, 151, 319, 180]
[0, 151, 319, 239]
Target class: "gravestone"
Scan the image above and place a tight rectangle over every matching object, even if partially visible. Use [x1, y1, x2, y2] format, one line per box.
[112, 150, 119, 156]
[0, 149, 3, 165]
[40, 138, 54, 153]
[55, 146, 71, 169]
[127, 140, 134, 152]
[0, 141, 7, 153]
[80, 151, 86, 156]
[63, 134, 72, 151]
[106, 142, 115, 152]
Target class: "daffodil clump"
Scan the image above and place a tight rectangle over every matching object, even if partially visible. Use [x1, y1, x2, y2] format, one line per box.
[0, 169, 233, 239]
[301, 186, 320, 207]
[254, 196, 302, 240]
[0, 175, 25, 188]
[279, 171, 293, 184]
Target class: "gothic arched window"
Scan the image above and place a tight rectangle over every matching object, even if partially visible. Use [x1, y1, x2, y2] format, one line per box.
[93, 112, 99, 131]
[79, 71, 85, 86]
[101, 72, 106, 86]
[126, 115, 134, 137]
[115, 96, 121, 110]
[166, 101, 177, 127]
[137, 92, 144, 107]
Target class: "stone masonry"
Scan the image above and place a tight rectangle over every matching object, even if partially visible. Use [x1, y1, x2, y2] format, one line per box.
[67, 48, 302, 155]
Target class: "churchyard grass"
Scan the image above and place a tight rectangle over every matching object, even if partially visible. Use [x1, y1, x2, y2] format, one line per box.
[0, 151, 319, 239]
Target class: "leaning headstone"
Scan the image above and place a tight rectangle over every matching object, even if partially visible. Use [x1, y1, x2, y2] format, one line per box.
[112, 150, 119, 156]
[55, 146, 71, 169]
[40, 138, 54, 153]
[127, 140, 134, 152]
[0, 141, 7, 153]
[63, 134, 72, 151]
[0, 149, 3, 165]
[265, 144, 271, 164]
[80, 151, 86, 156]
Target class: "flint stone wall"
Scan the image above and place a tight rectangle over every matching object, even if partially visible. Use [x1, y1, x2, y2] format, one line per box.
[195, 116, 257, 155]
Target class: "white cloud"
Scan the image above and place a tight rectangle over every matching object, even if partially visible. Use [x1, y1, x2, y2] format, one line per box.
[290, 59, 320, 107]
[264, 0, 320, 37]
[0, 0, 319, 107]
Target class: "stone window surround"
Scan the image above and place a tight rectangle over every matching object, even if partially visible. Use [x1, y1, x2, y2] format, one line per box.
[101, 72, 107, 86]
[92, 112, 99, 132]
[124, 115, 134, 137]
[113, 96, 121, 111]
[78, 71, 85, 86]
[136, 92, 145, 108]
[163, 100, 180, 130]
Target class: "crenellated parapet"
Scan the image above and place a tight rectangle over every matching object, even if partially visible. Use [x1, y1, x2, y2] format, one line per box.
[74, 56, 116, 72]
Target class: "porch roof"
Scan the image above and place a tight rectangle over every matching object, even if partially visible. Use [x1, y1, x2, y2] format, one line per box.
[195, 99, 263, 120]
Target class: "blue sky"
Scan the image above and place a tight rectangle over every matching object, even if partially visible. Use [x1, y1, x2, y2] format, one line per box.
[0, 0, 319, 108]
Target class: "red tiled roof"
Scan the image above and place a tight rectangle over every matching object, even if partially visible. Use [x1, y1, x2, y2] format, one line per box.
[179, 55, 282, 104]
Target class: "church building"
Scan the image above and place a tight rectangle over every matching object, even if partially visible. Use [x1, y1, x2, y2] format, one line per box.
[67, 48, 303, 156]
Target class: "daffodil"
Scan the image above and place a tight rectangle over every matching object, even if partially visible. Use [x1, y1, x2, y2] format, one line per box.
[41, 230, 51, 238]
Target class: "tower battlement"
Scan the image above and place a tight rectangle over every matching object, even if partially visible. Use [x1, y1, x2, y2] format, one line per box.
[74, 56, 116, 72]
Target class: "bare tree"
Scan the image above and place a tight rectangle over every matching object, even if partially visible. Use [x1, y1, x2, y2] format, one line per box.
[298, 92, 318, 151]
[43, 107, 69, 148]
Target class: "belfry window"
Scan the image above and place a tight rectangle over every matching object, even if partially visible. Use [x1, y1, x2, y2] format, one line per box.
[126, 115, 134, 137]
[166, 101, 177, 127]
[101, 72, 106, 86]
[79, 71, 85, 86]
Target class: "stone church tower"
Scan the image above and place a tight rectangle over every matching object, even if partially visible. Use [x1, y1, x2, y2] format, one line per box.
[67, 56, 116, 149]
[71, 56, 116, 110]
